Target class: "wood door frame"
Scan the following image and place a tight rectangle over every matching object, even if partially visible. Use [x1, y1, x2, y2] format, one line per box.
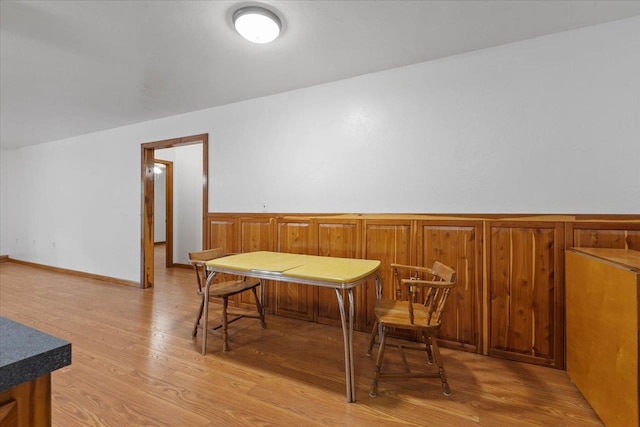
[153, 159, 174, 267]
[141, 133, 208, 289]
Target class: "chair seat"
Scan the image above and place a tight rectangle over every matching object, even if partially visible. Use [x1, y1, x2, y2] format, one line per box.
[189, 249, 265, 353]
[374, 299, 440, 329]
[208, 278, 260, 298]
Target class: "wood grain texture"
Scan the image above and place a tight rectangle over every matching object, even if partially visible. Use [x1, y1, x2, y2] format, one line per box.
[205, 213, 638, 369]
[362, 220, 413, 333]
[487, 222, 564, 368]
[565, 249, 638, 427]
[275, 220, 315, 320]
[0, 375, 51, 427]
[141, 146, 155, 289]
[239, 218, 274, 308]
[0, 251, 603, 427]
[316, 219, 361, 327]
[569, 222, 640, 250]
[418, 221, 482, 353]
[0, 399, 17, 427]
[208, 218, 237, 253]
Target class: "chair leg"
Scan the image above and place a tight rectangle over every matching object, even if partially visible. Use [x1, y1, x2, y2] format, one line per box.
[429, 333, 450, 396]
[251, 287, 266, 329]
[366, 320, 379, 356]
[192, 296, 204, 337]
[370, 327, 387, 397]
[222, 296, 229, 352]
[422, 331, 434, 364]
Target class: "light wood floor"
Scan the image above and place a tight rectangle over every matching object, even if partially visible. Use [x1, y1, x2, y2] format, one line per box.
[0, 247, 602, 426]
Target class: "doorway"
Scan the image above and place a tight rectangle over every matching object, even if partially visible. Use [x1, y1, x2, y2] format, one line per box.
[153, 159, 173, 267]
[141, 133, 208, 289]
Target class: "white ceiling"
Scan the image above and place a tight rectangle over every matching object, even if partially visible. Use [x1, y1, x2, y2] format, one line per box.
[2, 0, 640, 150]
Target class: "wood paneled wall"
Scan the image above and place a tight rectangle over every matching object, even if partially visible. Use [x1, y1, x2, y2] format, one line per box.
[204, 213, 640, 368]
[487, 221, 564, 368]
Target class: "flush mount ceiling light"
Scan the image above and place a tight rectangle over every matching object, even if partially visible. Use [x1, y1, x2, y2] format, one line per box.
[233, 6, 282, 44]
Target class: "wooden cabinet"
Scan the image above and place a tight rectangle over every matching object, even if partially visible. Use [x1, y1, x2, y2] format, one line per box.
[361, 219, 413, 332]
[275, 219, 315, 321]
[316, 218, 361, 327]
[208, 217, 237, 252]
[0, 375, 50, 427]
[0, 317, 71, 427]
[418, 221, 482, 353]
[238, 217, 274, 309]
[566, 248, 640, 427]
[206, 213, 639, 368]
[205, 216, 274, 310]
[487, 221, 564, 368]
[568, 222, 640, 250]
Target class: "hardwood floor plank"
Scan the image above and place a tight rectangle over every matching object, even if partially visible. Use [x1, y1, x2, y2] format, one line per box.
[0, 249, 603, 426]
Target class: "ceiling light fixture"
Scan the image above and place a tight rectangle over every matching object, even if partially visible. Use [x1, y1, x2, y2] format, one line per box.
[233, 6, 282, 44]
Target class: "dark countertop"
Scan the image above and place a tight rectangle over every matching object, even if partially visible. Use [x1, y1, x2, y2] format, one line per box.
[0, 316, 72, 391]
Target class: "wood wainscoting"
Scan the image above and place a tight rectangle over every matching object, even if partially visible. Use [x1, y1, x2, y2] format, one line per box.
[205, 213, 640, 369]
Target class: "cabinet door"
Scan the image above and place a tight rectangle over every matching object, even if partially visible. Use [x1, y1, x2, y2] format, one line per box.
[238, 217, 274, 309]
[569, 222, 640, 250]
[275, 220, 315, 321]
[208, 217, 237, 252]
[361, 220, 413, 331]
[206, 217, 238, 305]
[316, 219, 361, 327]
[487, 222, 564, 368]
[418, 221, 482, 353]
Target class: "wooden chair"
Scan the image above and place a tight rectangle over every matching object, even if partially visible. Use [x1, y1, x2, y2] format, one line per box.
[188, 248, 265, 352]
[367, 261, 456, 397]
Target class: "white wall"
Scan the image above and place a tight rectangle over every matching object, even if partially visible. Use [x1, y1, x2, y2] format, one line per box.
[156, 146, 203, 264]
[173, 145, 203, 263]
[154, 148, 175, 244]
[153, 165, 166, 243]
[210, 16, 640, 214]
[1, 17, 638, 282]
[1, 131, 141, 279]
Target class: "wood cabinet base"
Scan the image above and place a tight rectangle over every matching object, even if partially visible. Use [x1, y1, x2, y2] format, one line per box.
[0, 374, 51, 427]
[566, 249, 639, 427]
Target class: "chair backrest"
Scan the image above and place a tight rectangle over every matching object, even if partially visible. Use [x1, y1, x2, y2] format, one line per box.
[391, 261, 457, 326]
[188, 248, 225, 292]
[424, 261, 456, 325]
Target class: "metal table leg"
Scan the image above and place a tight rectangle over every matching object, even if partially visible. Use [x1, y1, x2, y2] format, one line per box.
[201, 271, 216, 355]
[336, 288, 356, 402]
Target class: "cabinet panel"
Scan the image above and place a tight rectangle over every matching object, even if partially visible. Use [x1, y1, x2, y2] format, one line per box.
[238, 218, 274, 309]
[208, 218, 237, 253]
[0, 374, 51, 427]
[566, 249, 639, 427]
[204, 212, 636, 369]
[275, 220, 315, 321]
[206, 218, 239, 305]
[488, 222, 563, 368]
[361, 220, 413, 331]
[571, 223, 640, 250]
[419, 222, 482, 352]
[240, 218, 274, 253]
[316, 220, 360, 327]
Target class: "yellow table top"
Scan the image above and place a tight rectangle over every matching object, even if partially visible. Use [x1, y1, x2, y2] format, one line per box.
[206, 251, 380, 285]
